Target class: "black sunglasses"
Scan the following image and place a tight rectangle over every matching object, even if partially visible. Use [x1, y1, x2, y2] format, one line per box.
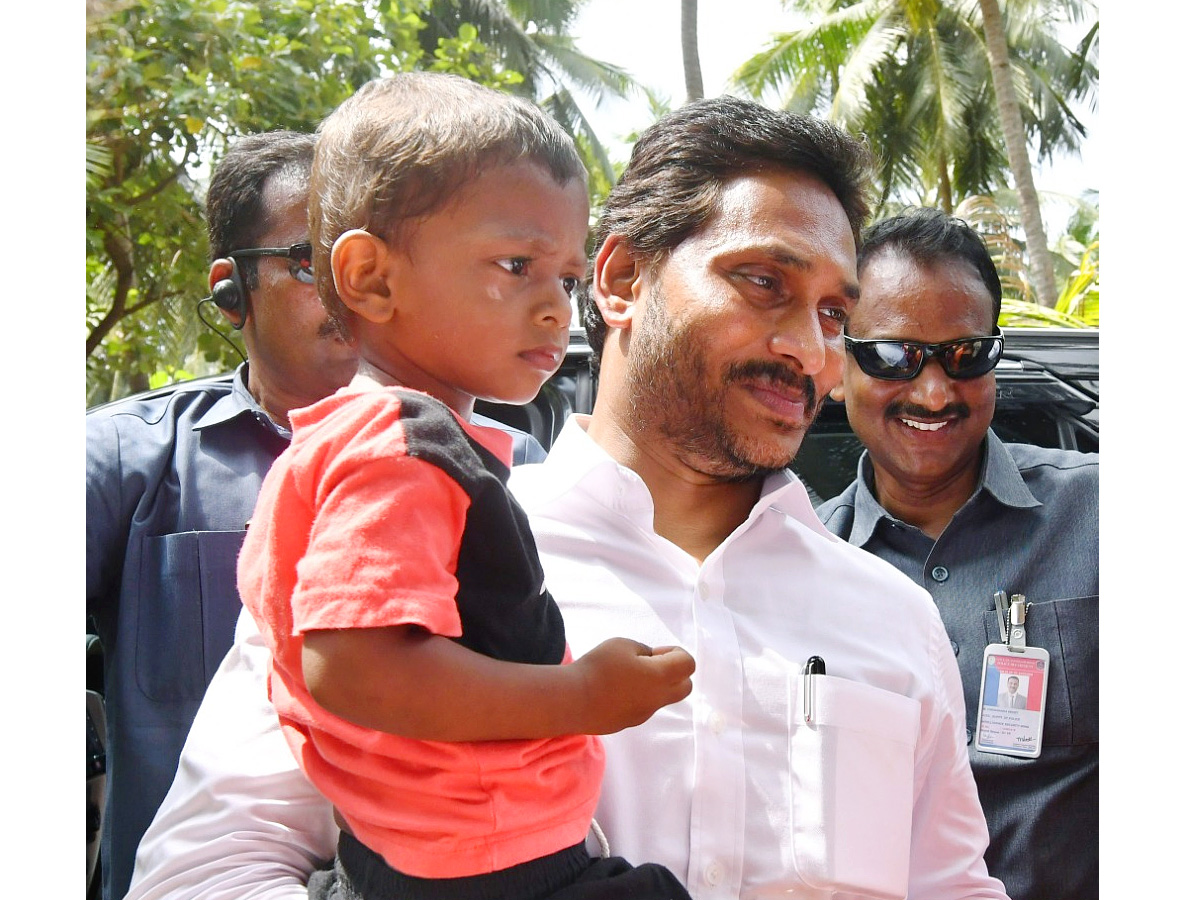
[229, 242, 314, 284]
[843, 332, 1005, 381]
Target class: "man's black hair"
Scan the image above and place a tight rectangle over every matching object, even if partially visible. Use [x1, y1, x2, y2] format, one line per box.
[206, 131, 315, 289]
[582, 96, 876, 361]
[858, 207, 1003, 328]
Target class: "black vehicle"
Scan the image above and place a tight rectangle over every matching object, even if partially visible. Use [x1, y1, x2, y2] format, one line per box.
[479, 325, 1100, 502]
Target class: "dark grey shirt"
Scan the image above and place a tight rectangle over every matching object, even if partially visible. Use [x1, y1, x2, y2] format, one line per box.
[817, 430, 1098, 900]
[86, 364, 545, 900]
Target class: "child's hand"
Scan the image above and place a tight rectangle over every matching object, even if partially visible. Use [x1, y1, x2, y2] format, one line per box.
[573, 638, 695, 734]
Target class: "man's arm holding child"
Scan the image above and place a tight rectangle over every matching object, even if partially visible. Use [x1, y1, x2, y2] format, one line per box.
[126, 610, 337, 900]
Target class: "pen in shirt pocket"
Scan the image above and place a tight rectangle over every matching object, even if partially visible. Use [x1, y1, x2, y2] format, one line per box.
[804, 655, 825, 724]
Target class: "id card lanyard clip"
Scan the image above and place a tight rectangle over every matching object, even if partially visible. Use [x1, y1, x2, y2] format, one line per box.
[993, 590, 1028, 650]
[978, 591, 1047, 758]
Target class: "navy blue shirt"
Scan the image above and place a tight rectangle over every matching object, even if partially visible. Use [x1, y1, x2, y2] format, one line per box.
[818, 431, 1098, 900]
[85, 364, 546, 900]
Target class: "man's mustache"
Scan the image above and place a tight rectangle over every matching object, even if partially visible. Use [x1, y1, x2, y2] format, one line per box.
[317, 317, 344, 339]
[884, 400, 971, 420]
[725, 360, 816, 408]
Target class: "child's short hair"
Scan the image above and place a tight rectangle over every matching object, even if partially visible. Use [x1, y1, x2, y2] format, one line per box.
[310, 72, 587, 333]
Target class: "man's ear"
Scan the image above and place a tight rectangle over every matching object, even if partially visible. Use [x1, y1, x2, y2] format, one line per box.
[592, 233, 645, 331]
[208, 259, 242, 327]
[331, 230, 395, 324]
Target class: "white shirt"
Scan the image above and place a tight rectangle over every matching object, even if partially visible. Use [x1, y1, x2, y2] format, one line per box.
[128, 416, 1007, 900]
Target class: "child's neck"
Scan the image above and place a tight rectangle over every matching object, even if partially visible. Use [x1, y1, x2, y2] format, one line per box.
[349, 359, 475, 419]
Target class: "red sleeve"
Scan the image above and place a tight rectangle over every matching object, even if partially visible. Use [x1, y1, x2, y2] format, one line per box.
[289, 404, 469, 640]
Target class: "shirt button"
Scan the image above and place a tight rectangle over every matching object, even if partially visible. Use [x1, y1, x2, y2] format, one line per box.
[704, 861, 724, 886]
[950, 640, 959, 656]
[698, 584, 710, 602]
[931, 565, 949, 582]
[709, 711, 726, 735]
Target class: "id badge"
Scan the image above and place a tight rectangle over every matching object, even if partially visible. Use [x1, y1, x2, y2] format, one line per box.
[974, 643, 1050, 758]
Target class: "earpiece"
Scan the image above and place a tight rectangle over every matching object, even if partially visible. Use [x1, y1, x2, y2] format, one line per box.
[210, 258, 249, 329]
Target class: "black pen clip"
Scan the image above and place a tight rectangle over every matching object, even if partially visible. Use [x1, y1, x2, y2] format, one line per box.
[804, 655, 825, 724]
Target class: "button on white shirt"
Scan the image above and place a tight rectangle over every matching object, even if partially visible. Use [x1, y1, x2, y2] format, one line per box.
[128, 416, 1007, 900]
[705, 860, 726, 887]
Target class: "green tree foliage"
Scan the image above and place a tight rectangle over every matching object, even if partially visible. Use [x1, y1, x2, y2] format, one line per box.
[731, 0, 1097, 216]
[1050, 195, 1098, 326]
[86, 0, 522, 405]
[416, 1, 640, 191]
[954, 192, 1098, 328]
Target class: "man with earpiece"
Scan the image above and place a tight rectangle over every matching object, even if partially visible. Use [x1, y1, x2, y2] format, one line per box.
[85, 130, 547, 900]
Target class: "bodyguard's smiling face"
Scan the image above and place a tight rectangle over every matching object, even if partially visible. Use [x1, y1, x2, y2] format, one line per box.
[841, 250, 996, 498]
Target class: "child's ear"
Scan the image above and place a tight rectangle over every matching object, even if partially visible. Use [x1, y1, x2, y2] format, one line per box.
[592, 233, 644, 331]
[829, 382, 845, 402]
[331, 230, 395, 324]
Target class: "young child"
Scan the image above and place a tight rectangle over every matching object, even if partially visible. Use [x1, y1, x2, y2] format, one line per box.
[238, 72, 695, 900]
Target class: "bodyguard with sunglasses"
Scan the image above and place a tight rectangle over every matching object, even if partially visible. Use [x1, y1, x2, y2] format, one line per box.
[85, 131, 361, 900]
[818, 209, 1098, 900]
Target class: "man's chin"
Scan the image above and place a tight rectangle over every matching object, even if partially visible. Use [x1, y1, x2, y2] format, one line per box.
[690, 431, 801, 482]
[742, 441, 802, 474]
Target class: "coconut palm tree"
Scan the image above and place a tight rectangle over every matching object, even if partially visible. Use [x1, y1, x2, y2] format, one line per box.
[978, 0, 1053, 306]
[417, 0, 642, 187]
[682, 0, 705, 100]
[731, 0, 1096, 304]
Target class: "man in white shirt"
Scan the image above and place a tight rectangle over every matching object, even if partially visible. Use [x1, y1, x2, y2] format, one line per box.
[128, 96, 1008, 900]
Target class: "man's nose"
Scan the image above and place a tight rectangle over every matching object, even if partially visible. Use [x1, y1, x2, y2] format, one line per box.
[907, 357, 956, 409]
[769, 309, 828, 374]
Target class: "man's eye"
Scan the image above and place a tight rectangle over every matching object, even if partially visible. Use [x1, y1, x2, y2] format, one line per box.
[820, 306, 849, 325]
[743, 273, 777, 291]
[562, 276, 580, 295]
[499, 257, 530, 276]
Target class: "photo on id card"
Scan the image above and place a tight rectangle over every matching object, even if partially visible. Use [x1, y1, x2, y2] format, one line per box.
[974, 643, 1049, 758]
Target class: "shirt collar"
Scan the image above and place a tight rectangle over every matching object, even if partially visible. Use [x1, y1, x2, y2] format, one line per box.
[510, 414, 827, 534]
[976, 428, 1041, 510]
[844, 427, 1040, 547]
[192, 363, 292, 441]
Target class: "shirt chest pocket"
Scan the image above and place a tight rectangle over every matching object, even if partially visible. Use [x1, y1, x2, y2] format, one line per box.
[983, 594, 1098, 747]
[135, 530, 247, 702]
[788, 674, 920, 900]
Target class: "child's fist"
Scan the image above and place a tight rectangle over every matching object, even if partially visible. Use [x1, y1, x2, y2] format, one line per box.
[573, 638, 695, 734]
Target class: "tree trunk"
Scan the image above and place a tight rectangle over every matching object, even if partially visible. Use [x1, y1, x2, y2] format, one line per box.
[87, 226, 136, 357]
[681, 0, 704, 101]
[978, 0, 1058, 308]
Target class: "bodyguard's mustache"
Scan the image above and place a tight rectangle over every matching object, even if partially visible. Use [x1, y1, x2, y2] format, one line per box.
[318, 317, 344, 339]
[885, 401, 971, 420]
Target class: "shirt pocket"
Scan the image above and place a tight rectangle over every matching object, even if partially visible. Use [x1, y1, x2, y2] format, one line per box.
[135, 530, 247, 702]
[982, 594, 1098, 747]
[788, 673, 920, 900]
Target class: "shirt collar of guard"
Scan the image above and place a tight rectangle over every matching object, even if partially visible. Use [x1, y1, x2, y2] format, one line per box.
[844, 427, 1042, 547]
[509, 414, 827, 537]
[191, 362, 292, 442]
